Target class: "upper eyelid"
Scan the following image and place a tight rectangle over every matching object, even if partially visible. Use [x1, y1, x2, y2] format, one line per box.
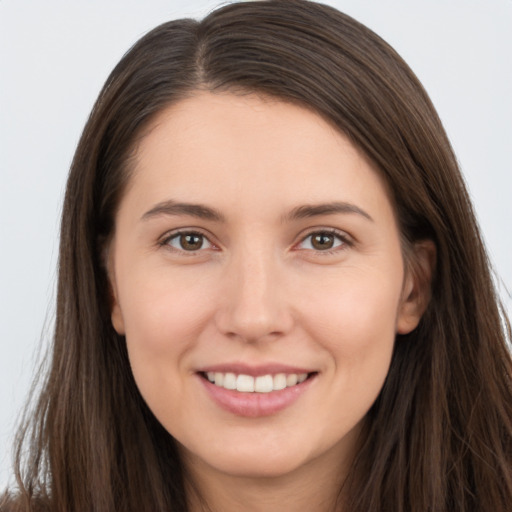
[158, 229, 220, 254]
[160, 227, 215, 243]
[296, 227, 353, 244]
[291, 229, 355, 256]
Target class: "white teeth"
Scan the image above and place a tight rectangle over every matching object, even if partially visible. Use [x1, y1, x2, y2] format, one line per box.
[286, 374, 298, 386]
[273, 373, 287, 390]
[255, 375, 273, 393]
[237, 374, 255, 392]
[224, 372, 237, 390]
[205, 371, 311, 393]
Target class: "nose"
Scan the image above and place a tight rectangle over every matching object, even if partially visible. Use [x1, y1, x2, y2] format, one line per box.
[215, 248, 294, 343]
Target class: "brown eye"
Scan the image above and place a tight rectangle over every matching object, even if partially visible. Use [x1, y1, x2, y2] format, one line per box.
[311, 233, 335, 250]
[180, 233, 203, 250]
[297, 231, 346, 252]
[165, 232, 213, 252]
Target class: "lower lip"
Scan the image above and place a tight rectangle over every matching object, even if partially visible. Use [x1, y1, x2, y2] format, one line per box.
[198, 374, 316, 417]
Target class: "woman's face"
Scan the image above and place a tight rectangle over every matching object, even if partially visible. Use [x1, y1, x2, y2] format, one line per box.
[108, 92, 425, 481]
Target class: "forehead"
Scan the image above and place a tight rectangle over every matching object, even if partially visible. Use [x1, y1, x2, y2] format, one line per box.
[121, 91, 396, 224]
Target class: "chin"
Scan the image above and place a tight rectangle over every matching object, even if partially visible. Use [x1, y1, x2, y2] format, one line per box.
[211, 453, 308, 480]
[181, 438, 314, 480]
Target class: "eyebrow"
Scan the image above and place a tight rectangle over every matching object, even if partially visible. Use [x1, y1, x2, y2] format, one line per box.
[284, 202, 374, 222]
[141, 199, 373, 223]
[141, 200, 225, 222]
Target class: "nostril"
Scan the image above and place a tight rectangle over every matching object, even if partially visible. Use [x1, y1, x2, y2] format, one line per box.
[225, 330, 285, 344]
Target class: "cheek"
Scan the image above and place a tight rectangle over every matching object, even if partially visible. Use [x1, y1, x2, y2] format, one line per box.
[117, 269, 223, 433]
[117, 268, 217, 400]
[120, 268, 214, 348]
[304, 270, 401, 428]
[299, 265, 402, 377]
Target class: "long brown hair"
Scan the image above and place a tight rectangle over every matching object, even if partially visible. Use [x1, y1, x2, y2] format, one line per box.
[3, 1, 511, 510]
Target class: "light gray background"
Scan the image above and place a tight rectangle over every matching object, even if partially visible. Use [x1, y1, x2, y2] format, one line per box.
[1, 0, 511, 487]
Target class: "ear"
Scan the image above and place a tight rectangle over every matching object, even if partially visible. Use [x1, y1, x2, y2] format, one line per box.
[396, 240, 436, 334]
[104, 241, 126, 335]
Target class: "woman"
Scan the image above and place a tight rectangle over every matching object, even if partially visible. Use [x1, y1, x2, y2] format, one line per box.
[2, 1, 511, 510]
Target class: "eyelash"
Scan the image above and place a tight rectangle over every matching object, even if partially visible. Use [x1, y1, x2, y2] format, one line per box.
[159, 230, 216, 255]
[158, 228, 352, 255]
[295, 228, 352, 255]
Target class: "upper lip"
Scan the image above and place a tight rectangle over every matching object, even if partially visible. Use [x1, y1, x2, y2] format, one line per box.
[196, 363, 315, 377]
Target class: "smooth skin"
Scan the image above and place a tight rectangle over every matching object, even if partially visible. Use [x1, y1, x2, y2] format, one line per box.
[108, 92, 433, 511]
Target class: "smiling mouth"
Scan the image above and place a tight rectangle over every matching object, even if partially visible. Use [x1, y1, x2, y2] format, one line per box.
[201, 371, 315, 393]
